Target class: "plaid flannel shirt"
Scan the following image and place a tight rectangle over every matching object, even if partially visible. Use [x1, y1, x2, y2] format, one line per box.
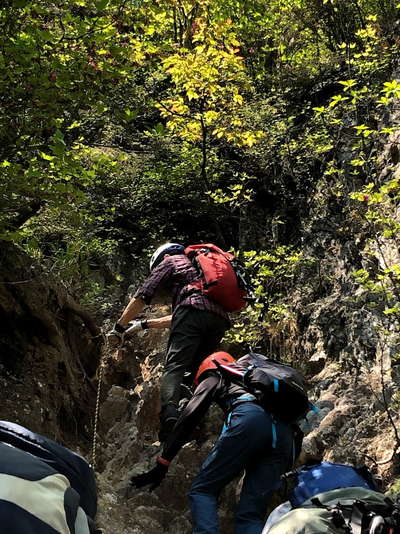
[134, 255, 230, 321]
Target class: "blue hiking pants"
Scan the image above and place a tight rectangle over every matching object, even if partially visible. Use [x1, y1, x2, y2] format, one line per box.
[188, 403, 294, 534]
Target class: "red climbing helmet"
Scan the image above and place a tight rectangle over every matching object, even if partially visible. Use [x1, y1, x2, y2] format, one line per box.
[194, 351, 236, 386]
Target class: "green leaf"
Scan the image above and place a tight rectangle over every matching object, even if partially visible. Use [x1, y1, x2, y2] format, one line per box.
[338, 79, 356, 91]
[383, 307, 400, 315]
[350, 159, 365, 167]
[123, 109, 138, 122]
[96, 0, 109, 11]
[39, 152, 55, 161]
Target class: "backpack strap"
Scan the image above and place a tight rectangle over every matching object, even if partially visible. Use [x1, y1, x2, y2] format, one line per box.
[291, 423, 304, 466]
[220, 395, 277, 449]
[231, 392, 278, 448]
[353, 465, 379, 490]
[349, 498, 397, 534]
[220, 411, 233, 436]
[220, 395, 256, 435]
[310, 498, 353, 532]
[348, 501, 365, 534]
[311, 499, 390, 534]
[271, 418, 277, 448]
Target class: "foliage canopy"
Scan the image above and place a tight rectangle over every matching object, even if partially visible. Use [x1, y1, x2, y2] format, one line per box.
[0, 0, 399, 349]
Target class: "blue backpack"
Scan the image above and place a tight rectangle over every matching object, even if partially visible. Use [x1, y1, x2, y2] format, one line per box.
[289, 461, 377, 508]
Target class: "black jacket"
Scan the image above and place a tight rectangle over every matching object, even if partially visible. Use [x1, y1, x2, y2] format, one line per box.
[162, 371, 251, 462]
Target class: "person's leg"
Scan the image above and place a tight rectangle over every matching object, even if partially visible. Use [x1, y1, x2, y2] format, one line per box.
[189, 403, 273, 534]
[186, 309, 229, 380]
[189, 430, 244, 534]
[160, 307, 203, 408]
[159, 307, 207, 438]
[235, 418, 293, 534]
[159, 308, 229, 440]
[160, 308, 228, 406]
[190, 491, 220, 534]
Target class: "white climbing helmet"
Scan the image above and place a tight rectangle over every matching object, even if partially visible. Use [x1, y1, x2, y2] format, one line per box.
[149, 243, 185, 270]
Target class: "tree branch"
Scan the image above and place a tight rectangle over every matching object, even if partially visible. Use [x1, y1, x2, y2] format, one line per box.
[63, 295, 101, 339]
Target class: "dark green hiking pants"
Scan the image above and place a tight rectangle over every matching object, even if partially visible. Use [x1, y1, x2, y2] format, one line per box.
[160, 306, 229, 409]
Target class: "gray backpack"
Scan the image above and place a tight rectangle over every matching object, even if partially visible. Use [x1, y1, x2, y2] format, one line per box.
[266, 487, 399, 534]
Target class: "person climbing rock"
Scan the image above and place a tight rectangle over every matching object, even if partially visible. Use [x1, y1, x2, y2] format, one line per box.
[130, 352, 295, 534]
[108, 243, 230, 440]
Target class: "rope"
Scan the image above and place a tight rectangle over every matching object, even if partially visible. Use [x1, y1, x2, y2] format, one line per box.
[91, 330, 109, 470]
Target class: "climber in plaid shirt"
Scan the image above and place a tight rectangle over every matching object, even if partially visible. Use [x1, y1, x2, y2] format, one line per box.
[109, 243, 230, 441]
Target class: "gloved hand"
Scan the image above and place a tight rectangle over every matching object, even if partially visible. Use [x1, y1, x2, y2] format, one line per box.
[107, 330, 124, 348]
[129, 461, 168, 492]
[107, 323, 127, 348]
[125, 320, 144, 336]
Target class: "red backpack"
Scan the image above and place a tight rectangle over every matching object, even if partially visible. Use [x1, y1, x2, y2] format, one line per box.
[184, 243, 247, 312]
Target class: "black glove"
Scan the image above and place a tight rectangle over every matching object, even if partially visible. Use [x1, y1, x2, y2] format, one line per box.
[107, 323, 127, 348]
[107, 330, 124, 348]
[129, 462, 169, 491]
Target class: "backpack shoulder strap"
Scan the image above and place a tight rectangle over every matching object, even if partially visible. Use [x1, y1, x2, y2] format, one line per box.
[348, 501, 365, 534]
[185, 243, 234, 259]
[214, 360, 247, 382]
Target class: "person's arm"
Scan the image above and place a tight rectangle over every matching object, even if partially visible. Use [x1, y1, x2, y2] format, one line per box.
[110, 312, 172, 354]
[109, 297, 167, 348]
[160, 374, 220, 462]
[117, 296, 145, 327]
[117, 259, 174, 328]
[129, 374, 221, 491]
[123, 314, 173, 336]
[147, 314, 172, 329]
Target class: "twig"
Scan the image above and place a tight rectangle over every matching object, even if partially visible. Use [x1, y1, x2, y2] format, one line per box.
[378, 338, 400, 447]
[57, 0, 129, 43]
[365, 450, 399, 466]
[0, 279, 36, 284]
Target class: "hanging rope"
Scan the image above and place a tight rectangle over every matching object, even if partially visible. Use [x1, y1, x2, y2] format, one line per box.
[91, 329, 126, 470]
[91, 330, 109, 470]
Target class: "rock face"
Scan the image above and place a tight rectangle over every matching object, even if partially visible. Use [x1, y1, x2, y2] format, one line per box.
[0, 241, 101, 448]
[293, 125, 400, 478]
[1, 235, 399, 534]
